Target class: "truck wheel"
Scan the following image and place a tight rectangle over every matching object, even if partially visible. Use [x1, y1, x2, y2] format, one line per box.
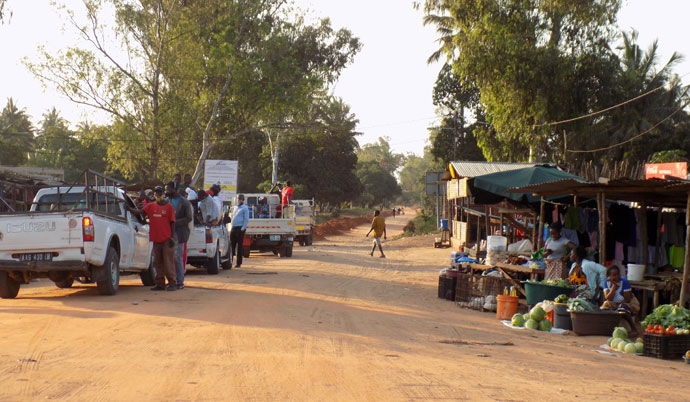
[206, 250, 220, 275]
[55, 278, 74, 289]
[96, 247, 120, 296]
[298, 237, 305, 246]
[243, 248, 250, 258]
[221, 243, 233, 270]
[278, 246, 287, 258]
[286, 245, 293, 258]
[307, 234, 313, 246]
[0, 272, 20, 299]
[139, 262, 156, 287]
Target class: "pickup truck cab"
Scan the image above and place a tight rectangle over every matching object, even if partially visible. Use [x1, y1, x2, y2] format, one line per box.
[293, 199, 315, 246]
[0, 171, 154, 298]
[234, 193, 296, 258]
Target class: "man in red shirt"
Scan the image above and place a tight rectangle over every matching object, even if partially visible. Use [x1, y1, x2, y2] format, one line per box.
[281, 180, 294, 206]
[130, 186, 177, 291]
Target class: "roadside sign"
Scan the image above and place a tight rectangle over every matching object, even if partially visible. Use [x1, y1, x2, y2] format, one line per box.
[426, 172, 446, 195]
[204, 160, 239, 201]
[645, 162, 688, 180]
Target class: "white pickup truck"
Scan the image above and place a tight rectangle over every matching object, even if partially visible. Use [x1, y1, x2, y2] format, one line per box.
[234, 193, 296, 258]
[0, 171, 154, 299]
[293, 199, 315, 246]
[186, 223, 231, 274]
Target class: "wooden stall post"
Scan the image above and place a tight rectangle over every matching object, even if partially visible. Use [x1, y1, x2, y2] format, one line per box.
[485, 205, 490, 237]
[598, 193, 607, 265]
[655, 204, 663, 274]
[680, 193, 690, 308]
[640, 202, 648, 269]
[537, 197, 545, 252]
[476, 214, 481, 250]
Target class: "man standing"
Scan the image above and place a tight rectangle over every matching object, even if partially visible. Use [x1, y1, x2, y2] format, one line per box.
[166, 182, 193, 290]
[269, 182, 283, 195]
[210, 184, 223, 216]
[197, 189, 219, 226]
[365, 210, 387, 258]
[281, 180, 294, 206]
[230, 194, 250, 268]
[129, 186, 177, 291]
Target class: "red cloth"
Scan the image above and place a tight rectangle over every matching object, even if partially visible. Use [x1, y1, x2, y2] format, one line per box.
[143, 202, 176, 243]
[281, 186, 293, 205]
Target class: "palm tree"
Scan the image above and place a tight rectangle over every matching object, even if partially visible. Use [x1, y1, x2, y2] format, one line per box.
[414, 0, 456, 64]
[0, 98, 34, 165]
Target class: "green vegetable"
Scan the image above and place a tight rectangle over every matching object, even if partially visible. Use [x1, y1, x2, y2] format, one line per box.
[612, 327, 628, 340]
[539, 319, 552, 332]
[634, 342, 644, 354]
[641, 304, 690, 329]
[511, 313, 525, 327]
[568, 298, 598, 312]
[624, 343, 637, 354]
[530, 306, 546, 322]
[554, 294, 569, 304]
[541, 278, 571, 287]
[525, 319, 539, 330]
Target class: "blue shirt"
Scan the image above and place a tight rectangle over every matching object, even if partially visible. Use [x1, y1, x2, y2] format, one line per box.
[231, 203, 250, 231]
[605, 277, 632, 304]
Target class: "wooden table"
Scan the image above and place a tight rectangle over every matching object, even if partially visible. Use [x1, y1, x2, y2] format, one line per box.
[629, 279, 666, 315]
[461, 262, 545, 297]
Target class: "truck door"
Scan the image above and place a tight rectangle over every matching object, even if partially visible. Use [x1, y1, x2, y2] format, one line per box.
[125, 197, 151, 268]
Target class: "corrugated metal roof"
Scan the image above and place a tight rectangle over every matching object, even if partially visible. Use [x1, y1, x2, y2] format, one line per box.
[450, 161, 544, 178]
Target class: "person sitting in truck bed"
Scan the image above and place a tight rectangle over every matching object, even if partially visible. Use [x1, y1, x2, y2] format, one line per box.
[197, 188, 219, 226]
[258, 197, 270, 218]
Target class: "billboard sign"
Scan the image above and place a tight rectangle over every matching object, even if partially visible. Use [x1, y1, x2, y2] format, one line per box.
[204, 160, 239, 201]
[645, 162, 688, 180]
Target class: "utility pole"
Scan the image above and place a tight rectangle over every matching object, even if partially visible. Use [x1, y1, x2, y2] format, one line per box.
[271, 132, 281, 184]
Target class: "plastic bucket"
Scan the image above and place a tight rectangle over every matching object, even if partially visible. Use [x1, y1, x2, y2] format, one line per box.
[487, 236, 507, 251]
[496, 295, 519, 320]
[553, 303, 573, 330]
[627, 264, 645, 281]
[440, 219, 449, 230]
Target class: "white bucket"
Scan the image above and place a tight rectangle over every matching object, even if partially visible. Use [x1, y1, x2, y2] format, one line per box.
[627, 264, 645, 281]
[487, 236, 507, 252]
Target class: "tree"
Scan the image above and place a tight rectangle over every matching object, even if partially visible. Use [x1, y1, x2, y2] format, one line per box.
[357, 137, 406, 175]
[265, 97, 362, 207]
[399, 147, 443, 205]
[0, 98, 34, 166]
[355, 161, 400, 208]
[0, 0, 8, 23]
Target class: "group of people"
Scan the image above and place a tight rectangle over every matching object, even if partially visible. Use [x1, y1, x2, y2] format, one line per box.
[129, 173, 252, 291]
[391, 207, 404, 218]
[545, 222, 640, 315]
[129, 175, 297, 292]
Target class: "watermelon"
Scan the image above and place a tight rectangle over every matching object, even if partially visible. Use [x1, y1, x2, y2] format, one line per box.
[529, 306, 546, 322]
[511, 313, 526, 327]
[634, 342, 644, 354]
[525, 319, 539, 330]
[612, 327, 628, 340]
[539, 319, 552, 332]
[624, 343, 637, 354]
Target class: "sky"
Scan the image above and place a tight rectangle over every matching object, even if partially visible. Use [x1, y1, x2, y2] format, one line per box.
[1, 1, 689, 157]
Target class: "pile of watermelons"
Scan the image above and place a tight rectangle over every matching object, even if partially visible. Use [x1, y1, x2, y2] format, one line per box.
[511, 305, 552, 332]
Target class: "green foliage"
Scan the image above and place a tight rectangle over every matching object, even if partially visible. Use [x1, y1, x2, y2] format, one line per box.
[650, 150, 688, 164]
[357, 137, 406, 175]
[0, 98, 34, 166]
[355, 160, 401, 208]
[398, 147, 443, 205]
[401, 212, 436, 237]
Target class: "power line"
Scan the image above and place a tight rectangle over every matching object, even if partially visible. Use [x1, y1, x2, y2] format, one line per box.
[567, 100, 690, 154]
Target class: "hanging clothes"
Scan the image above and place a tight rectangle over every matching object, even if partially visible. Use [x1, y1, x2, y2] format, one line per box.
[669, 245, 685, 268]
[587, 209, 599, 233]
[561, 228, 579, 245]
[564, 207, 583, 232]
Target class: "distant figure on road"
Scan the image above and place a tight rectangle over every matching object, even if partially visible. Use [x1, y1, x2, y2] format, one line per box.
[366, 210, 387, 258]
[392, 208, 396, 218]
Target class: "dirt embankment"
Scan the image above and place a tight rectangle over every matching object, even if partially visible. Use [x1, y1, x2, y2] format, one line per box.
[313, 210, 394, 239]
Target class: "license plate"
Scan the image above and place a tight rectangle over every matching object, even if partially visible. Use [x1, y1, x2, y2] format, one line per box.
[270, 235, 280, 241]
[20, 253, 53, 262]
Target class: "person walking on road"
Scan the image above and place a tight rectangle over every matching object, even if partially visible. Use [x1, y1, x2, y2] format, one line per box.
[366, 210, 387, 258]
[392, 208, 396, 218]
[166, 182, 193, 290]
[128, 186, 177, 291]
[230, 194, 250, 268]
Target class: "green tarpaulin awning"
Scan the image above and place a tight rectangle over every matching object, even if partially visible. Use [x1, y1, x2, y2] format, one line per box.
[471, 165, 586, 204]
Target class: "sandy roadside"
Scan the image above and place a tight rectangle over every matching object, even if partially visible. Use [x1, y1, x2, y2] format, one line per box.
[0, 210, 689, 402]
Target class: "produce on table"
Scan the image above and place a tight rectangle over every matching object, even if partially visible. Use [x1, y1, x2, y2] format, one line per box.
[568, 298, 598, 312]
[624, 343, 637, 354]
[686, 351, 690, 359]
[607, 337, 615, 346]
[525, 319, 539, 330]
[530, 306, 546, 322]
[511, 313, 526, 327]
[539, 319, 552, 332]
[635, 338, 643, 343]
[641, 305, 690, 330]
[611, 338, 622, 350]
[634, 343, 644, 354]
[612, 327, 628, 340]
[554, 294, 569, 304]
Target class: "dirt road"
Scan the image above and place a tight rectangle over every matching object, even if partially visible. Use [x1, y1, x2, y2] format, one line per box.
[1, 211, 689, 401]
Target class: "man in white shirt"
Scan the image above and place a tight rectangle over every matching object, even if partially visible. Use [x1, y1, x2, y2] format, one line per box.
[197, 189, 219, 225]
